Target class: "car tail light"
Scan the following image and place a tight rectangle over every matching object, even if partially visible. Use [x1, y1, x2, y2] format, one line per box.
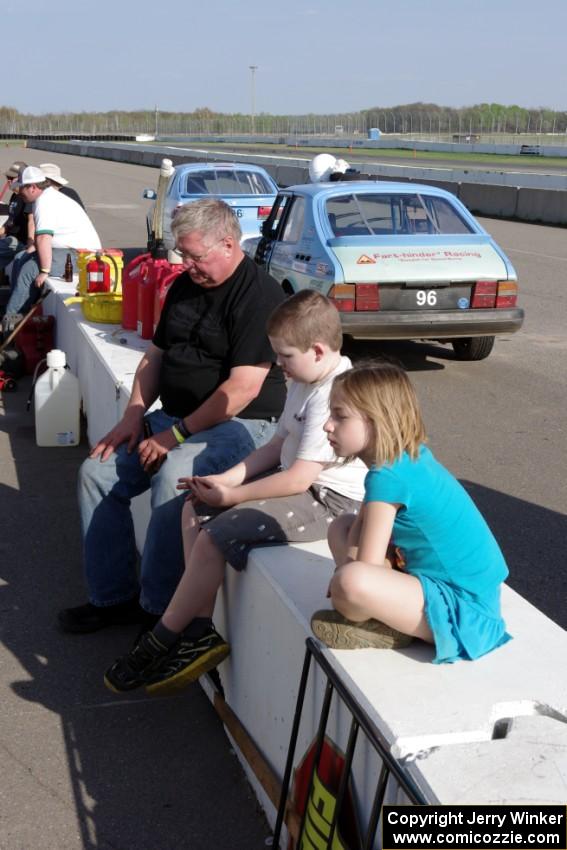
[257, 206, 272, 219]
[496, 280, 518, 308]
[328, 284, 355, 312]
[471, 280, 497, 308]
[355, 283, 380, 311]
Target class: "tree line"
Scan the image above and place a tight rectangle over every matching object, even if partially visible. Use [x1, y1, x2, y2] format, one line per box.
[1, 102, 565, 136]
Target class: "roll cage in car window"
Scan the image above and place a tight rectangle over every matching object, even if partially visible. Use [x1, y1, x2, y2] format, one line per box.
[325, 193, 473, 236]
[261, 193, 293, 239]
[280, 197, 305, 243]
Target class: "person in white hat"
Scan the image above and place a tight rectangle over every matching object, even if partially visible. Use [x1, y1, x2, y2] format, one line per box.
[5, 166, 101, 315]
[39, 163, 85, 210]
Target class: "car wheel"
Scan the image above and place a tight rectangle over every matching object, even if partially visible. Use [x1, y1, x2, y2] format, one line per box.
[451, 336, 495, 361]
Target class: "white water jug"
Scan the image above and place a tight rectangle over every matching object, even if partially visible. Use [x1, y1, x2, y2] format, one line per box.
[34, 349, 80, 446]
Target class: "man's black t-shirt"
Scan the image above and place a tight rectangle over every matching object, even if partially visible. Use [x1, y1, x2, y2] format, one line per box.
[6, 193, 31, 243]
[153, 255, 286, 419]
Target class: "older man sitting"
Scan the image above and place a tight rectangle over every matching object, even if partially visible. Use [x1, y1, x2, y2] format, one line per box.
[6, 165, 101, 316]
[59, 198, 287, 633]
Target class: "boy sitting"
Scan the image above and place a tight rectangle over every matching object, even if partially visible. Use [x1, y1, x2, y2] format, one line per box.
[104, 290, 366, 695]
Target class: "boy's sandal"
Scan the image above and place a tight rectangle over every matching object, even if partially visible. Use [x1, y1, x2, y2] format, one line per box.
[310, 609, 413, 650]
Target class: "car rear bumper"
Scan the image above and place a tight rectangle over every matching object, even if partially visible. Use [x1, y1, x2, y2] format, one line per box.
[339, 308, 525, 340]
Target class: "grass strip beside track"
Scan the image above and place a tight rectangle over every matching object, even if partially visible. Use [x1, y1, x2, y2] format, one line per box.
[161, 140, 567, 169]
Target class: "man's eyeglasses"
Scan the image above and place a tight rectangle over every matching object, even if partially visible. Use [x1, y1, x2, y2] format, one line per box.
[173, 236, 227, 264]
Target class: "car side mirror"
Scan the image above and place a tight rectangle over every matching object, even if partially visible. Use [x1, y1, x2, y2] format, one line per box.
[261, 220, 273, 238]
[143, 189, 157, 200]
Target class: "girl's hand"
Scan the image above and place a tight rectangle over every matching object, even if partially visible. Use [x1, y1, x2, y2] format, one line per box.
[191, 477, 238, 507]
[387, 543, 407, 571]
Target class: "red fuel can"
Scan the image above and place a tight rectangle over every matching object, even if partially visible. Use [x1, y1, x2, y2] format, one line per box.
[137, 262, 157, 339]
[15, 315, 56, 375]
[153, 267, 183, 334]
[136, 258, 183, 339]
[122, 253, 151, 331]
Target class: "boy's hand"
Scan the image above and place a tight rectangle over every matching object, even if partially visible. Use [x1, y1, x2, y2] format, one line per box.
[177, 476, 198, 504]
[191, 477, 238, 507]
[177, 476, 194, 491]
[199, 470, 241, 488]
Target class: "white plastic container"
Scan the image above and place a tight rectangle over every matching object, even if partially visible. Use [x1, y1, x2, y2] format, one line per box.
[34, 349, 81, 446]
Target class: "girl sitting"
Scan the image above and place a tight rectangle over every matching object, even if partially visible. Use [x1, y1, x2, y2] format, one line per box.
[311, 362, 511, 664]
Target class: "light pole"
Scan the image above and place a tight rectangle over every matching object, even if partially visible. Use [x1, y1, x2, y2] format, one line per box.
[249, 65, 258, 135]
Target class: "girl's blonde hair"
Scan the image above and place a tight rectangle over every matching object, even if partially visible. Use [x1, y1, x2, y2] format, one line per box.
[332, 361, 427, 465]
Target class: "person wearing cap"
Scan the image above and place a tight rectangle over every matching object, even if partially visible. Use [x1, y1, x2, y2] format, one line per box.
[0, 161, 35, 274]
[39, 163, 85, 210]
[5, 165, 101, 315]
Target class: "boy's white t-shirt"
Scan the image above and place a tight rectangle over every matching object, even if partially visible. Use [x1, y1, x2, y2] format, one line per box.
[276, 355, 366, 501]
[34, 187, 101, 251]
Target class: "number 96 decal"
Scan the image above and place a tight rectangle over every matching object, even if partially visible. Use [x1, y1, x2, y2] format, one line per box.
[416, 290, 437, 306]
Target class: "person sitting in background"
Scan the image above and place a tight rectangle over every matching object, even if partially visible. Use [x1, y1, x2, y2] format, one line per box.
[39, 163, 85, 210]
[0, 161, 34, 275]
[5, 166, 101, 316]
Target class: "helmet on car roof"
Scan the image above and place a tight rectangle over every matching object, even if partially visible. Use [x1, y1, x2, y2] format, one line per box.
[334, 159, 350, 174]
[309, 154, 352, 183]
[309, 154, 338, 183]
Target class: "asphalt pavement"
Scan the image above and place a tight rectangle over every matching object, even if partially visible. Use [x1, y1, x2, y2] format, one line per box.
[0, 145, 271, 850]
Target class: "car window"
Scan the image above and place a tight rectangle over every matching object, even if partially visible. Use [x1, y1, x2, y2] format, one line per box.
[280, 198, 305, 243]
[325, 193, 473, 236]
[183, 169, 274, 196]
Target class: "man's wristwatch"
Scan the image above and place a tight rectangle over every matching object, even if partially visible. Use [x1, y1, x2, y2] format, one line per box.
[171, 419, 192, 444]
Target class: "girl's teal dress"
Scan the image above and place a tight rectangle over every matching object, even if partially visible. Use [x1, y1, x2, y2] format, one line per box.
[364, 446, 511, 663]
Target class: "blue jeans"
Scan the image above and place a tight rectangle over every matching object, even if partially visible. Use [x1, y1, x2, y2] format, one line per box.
[0, 235, 23, 271]
[77, 408, 277, 613]
[6, 248, 76, 314]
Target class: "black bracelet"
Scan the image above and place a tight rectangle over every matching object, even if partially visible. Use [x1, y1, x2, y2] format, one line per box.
[175, 418, 192, 439]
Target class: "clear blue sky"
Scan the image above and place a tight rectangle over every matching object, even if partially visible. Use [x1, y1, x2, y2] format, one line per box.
[5, 0, 566, 115]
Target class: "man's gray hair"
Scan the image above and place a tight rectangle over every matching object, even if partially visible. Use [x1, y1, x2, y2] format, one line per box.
[171, 198, 242, 243]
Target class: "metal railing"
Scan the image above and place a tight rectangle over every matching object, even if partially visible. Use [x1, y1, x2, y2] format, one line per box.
[272, 638, 429, 850]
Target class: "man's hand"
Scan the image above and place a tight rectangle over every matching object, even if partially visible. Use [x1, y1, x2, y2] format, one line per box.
[90, 409, 145, 461]
[34, 271, 49, 289]
[137, 429, 177, 473]
[191, 476, 239, 508]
